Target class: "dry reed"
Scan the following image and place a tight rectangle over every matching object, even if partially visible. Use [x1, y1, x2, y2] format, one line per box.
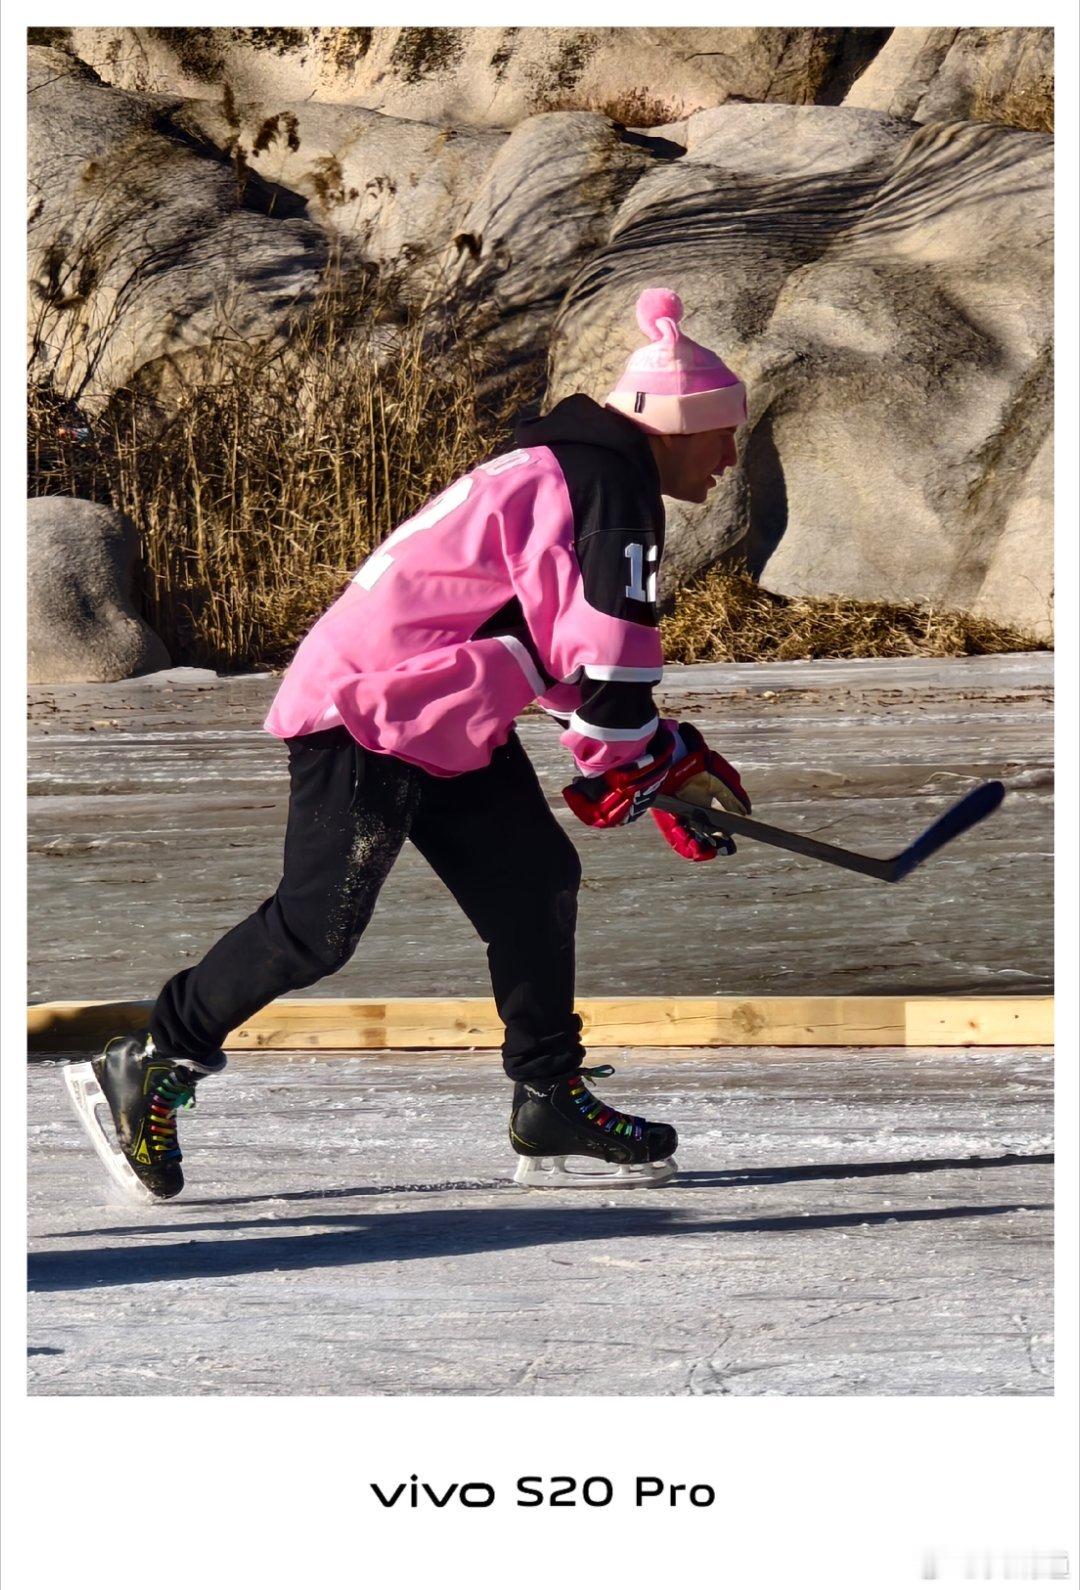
[661, 562, 1044, 663]
[27, 259, 1045, 670]
[972, 70, 1053, 134]
[29, 261, 524, 667]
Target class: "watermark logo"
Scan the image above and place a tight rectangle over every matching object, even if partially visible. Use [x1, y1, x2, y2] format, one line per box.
[922, 1548, 1069, 1580]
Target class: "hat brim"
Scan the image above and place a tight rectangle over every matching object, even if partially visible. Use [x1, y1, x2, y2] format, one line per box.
[604, 384, 747, 434]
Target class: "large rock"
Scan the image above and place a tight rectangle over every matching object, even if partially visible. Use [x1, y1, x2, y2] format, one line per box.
[28, 46, 326, 400]
[548, 105, 916, 578]
[28, 498, 171, 683]
[173, 98, 504, 279]
[845, 27, 1053, 131]
[547, 106, 1052, 638]
[27, 35, 1053, 639]
[65, 27, 892, 127]
[443, 113, 681, 359]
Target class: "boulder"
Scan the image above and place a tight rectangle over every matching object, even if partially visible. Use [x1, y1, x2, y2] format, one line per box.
[843, 30, 963, 120]
[443, 113, 681, 359]
[65, 27, 892, 128]
[548, 105, 915, 580]
[845, 27, 1053, 132]
[27, 36, 1053, 639]
[967, 434, 1053, 636]
[28, 46, 327, 401]
[28, 497, 171, 683]
[547, 106, 1052, 637]
[173, 99, 505, 280]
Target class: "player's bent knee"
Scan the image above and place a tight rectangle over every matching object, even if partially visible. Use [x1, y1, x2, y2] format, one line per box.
[284, 928, 365, 986]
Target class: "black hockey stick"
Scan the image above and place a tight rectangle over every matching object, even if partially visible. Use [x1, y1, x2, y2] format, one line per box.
[653, 781, 1005, 884]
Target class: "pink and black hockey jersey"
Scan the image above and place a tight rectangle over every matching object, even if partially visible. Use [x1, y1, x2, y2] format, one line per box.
[264, 395, 667, 777]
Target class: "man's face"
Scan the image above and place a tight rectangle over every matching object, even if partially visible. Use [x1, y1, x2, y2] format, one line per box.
[653, 427, 739, 503]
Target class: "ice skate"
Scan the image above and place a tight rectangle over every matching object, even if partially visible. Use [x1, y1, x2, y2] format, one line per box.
[510, 1065, 677, 1188]
[65, 1033, 225, 1204]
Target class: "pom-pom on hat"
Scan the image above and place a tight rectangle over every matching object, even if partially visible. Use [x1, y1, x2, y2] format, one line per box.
[604, 287, 747, 435]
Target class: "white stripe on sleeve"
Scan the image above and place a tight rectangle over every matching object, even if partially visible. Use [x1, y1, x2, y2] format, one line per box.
[582, 663, 664, 683]
[494, 634, 546, 697]
[566, 711, 659, 744]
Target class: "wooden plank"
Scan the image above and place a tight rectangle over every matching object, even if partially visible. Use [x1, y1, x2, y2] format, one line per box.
[902, 998, 1053, 1047]
[29, 1000, 157, 1049]
[27, 995, 1054, 1051]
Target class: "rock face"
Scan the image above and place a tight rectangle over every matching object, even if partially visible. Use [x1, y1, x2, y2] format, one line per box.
[27, 31, 1054, 638]
[845, 27, 1053, 131]
[65, 27, 892, 127]
[548, 106, 1053, 638]
[444, 113, 681, 360]
[173, 98, 505, 281]
[28, 46, 327, 400]
[28, 498, 171, 682]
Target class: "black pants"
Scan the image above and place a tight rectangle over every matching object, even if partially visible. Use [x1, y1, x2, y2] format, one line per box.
[150, 728, 586, 1083]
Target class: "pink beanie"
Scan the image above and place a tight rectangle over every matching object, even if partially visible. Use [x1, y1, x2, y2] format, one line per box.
[604, 287, 747, 435]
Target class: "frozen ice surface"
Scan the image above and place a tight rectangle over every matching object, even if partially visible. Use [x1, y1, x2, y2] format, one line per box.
[29, 1047, 1052, 1397]
[26, 657, 1053, 1395]
[27, 654, 1052, 1002]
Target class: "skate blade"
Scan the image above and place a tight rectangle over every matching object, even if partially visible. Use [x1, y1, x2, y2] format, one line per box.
[513, 1154, 677, 1190]
[64, 1062, 160, 1206]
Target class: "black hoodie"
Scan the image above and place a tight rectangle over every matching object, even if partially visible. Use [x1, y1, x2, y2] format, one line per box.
[503, 394, 666, 749]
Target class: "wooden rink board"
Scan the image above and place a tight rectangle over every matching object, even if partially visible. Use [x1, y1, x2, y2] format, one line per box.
[28, 995, 1053, 1052]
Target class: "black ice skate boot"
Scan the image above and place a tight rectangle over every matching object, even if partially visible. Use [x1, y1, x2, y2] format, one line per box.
[509, 1064, 678, 1188]
[65, 1033, 226, 1203]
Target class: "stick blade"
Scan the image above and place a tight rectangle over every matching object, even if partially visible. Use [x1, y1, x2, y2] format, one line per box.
[887, 780, 1006, 883]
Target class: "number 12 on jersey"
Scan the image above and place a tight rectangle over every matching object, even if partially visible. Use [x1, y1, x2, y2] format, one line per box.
[624, 542, 658, 604]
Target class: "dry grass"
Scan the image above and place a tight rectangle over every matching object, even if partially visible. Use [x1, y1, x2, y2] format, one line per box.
[661, 562, 1045, 664]
[27, 253, 1045, 671]
[542, 88, 680, 126]
[972, 70, 1054, 134]
[594, 89, 680, 127]
[28, 260, 525, 668]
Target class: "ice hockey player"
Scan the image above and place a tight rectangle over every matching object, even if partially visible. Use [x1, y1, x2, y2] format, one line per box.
[67, 286, 751, 1199]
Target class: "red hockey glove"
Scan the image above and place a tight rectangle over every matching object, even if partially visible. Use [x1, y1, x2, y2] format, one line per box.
[562, 726, 676, 829]
[651, 720, 751, 861]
